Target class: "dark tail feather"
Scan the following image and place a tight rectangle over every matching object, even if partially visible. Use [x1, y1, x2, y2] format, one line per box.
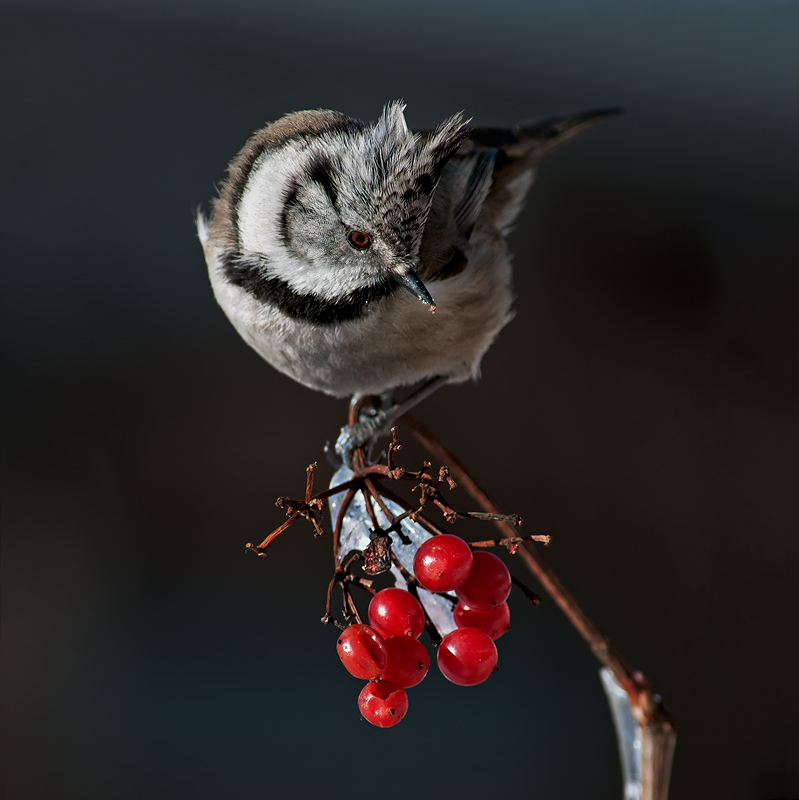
[464, 107, 623, 166]
[510, 107, 624, 163]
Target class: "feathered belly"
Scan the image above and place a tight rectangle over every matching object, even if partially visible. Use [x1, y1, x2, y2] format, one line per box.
[207, 236, 513, 398]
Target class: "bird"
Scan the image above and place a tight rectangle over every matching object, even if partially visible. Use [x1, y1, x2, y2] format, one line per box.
[197, 102, 617, 451]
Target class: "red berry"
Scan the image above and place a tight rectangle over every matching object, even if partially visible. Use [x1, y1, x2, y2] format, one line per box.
[336, 624, 388, 680]
[368, 588, 426, 639]
[358, 680, 408, 727]
[437, 627, 498, 686]
[413, 534, 473, 592]
[455, 551, 511, 610]
[381, 635, 430, 688]
[453, 601, 511, 640]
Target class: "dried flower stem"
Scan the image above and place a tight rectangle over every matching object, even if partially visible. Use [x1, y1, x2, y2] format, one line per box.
[470, 534, 551, 549]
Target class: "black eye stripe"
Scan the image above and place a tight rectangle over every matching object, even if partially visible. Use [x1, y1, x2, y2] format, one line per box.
[278, 179, 301, 247]
[308, 159, 339, 209]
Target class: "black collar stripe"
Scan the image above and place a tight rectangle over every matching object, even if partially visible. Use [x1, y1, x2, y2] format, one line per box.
[221, 251, 394, 325]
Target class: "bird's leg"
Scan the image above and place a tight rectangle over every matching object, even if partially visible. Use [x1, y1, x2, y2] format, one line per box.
[333, 376, 448, 465]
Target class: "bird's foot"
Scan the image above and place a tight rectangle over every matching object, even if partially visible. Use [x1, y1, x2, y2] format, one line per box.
[333, 377, 449, 466]
[334, 406, 389, 465]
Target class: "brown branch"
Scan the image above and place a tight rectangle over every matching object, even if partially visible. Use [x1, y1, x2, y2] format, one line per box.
[459, 511, 523, 525]
[245, 511, 299, 555]
[321, 573, 346, 630]
[362, 477, 413, 545]
[332, 487, 357, 564]
[402, 414, 676, 739]
[344, 586, 362, 624]
[304, 463, 317, 503]
[312, 477, 361, 502]
[386, 427, 405, 478]
[361, 483, 382, 531]
[374, 482, 450, 537]
[275, 496, 326, 537]
[322, 552, 373, 629]
[470, 534, 552, 550]
[345, 575, 377, 596]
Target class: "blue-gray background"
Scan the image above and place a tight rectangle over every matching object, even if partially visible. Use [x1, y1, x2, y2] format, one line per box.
[2, 1, 797, 798]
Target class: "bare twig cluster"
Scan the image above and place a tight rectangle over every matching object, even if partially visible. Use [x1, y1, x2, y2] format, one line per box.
[245, 426, 547, 634]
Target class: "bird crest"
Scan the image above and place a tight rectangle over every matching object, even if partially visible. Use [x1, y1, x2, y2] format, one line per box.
[333, 102, 470, 258]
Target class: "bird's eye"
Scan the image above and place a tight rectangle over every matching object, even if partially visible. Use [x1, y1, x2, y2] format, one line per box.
[347, 231, 372, 250]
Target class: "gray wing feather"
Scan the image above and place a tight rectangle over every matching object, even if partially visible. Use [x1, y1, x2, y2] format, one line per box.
[417, 108, 622, 271]
[451, 150, 496, 237]
[462, 107, 623, 231]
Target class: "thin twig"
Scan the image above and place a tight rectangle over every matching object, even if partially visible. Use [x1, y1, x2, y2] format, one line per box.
[459, 511, 523, 525]
[511, 573, 542, 605]
[313, 478, 361, 502]
[374, 483, 450, 537]
[332, 487, 357, 564]
[470, 534, 552, 550]
[361, 483, 382, 531]
[246, 511, 299, 555]
[363, 477, 413, 545]
[321, 574, 346, 630]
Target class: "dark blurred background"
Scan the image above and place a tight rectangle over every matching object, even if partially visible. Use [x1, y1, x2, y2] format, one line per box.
[2, 1, 797, 798]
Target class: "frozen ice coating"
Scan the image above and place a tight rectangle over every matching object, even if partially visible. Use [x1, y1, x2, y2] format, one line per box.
[393, 571, 458, 637]
[328, 466, 457, 636]
[327, 466, 369, 559]
[600, 668, 643, 800]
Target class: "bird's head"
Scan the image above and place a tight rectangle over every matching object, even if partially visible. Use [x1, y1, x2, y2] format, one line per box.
[227, 102, 468, 313]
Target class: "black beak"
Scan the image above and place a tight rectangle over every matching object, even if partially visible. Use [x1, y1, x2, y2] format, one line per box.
[393, 268, 436, 311]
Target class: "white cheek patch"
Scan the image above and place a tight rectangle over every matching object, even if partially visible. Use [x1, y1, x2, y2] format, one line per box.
[238, 144, 305, 257]
[237, 140, 381, 301]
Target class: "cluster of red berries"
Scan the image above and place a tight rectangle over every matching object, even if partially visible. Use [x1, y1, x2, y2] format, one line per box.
[336, 534, 512, 727]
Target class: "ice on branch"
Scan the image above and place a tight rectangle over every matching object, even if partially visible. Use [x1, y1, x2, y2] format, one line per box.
[328, 466, 458, 636]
